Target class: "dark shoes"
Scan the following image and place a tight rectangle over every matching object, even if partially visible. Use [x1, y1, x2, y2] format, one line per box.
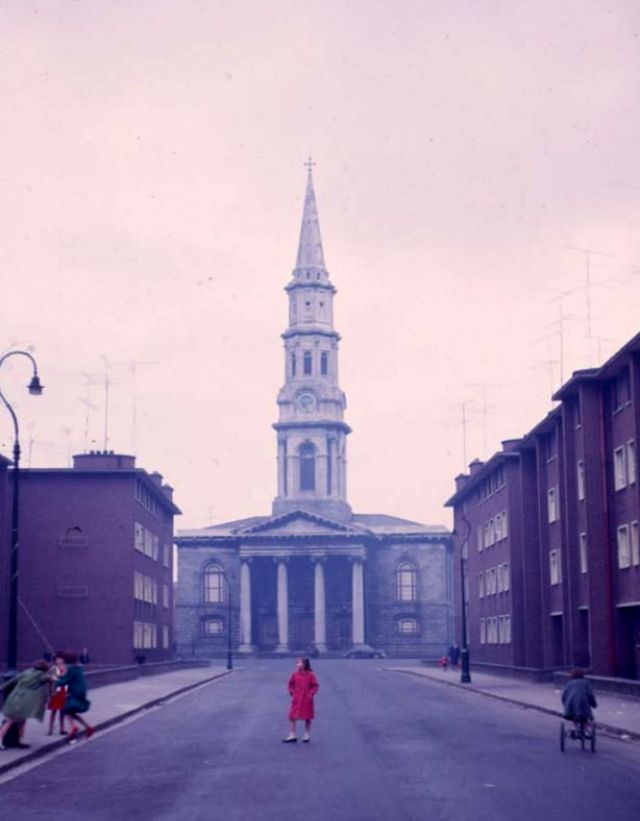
[282, 736, 297, 743]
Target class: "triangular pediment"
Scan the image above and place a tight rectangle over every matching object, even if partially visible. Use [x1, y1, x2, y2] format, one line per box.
[237, 509, 364, 536]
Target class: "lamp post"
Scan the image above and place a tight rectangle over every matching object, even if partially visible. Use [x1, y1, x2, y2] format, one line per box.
[225, 571, 233, 671]
[458, 508, 472, 684]
[0, 351, 43, 674]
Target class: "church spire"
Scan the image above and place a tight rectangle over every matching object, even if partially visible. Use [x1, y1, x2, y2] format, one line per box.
[295, 157, 326, 272]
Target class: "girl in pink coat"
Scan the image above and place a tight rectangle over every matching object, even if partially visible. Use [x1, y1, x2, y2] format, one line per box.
[283, 658, 319, 743]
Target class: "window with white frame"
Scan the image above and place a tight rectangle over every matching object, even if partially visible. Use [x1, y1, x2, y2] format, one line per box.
[502, 510, 508, 539]
[133, 621, 157, 649]
[501, 562, 510, 592]
[547, 487, 559, 523]
[204, 564, 225, 603]
[497, 564, 504, 593]
[163, 584, 169, 608]
[396, 563, 417, 602]
[163, 544, 171, 568]
[163, 625, 170, 649]
[577, 460, 585, 501]
[487, 617, 498, 644]
[478, 573, 485, 598]
[204, 617, 224, 635]
[134, 522, 145, 553]
[631, 521, 640, 566]
[480, 618, 486, 644]
[477, 525, 484, 552]
[627, 441, 637, 485]
[483, 522, 491, 549]
[617, 524, 631, 569]
[397, 618, 419, 635]
[549, 549, 561, 585]
[614, 446, 628, 491]
[579, 532, 588, 574]
[488, 567, 497, 595]
[495, 513, 503, 541]
[499, 615, 512, 644]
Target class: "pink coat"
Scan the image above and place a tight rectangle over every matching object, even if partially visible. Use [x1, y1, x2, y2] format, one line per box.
[288, 670, 319, 720]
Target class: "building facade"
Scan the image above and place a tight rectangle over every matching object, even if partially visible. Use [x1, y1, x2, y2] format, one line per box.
[447, 333, 640, 679]
[5, 451, 180, 667]
[176, 167, 453, 659]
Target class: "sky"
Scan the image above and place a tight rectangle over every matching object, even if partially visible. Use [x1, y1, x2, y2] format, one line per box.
[2, 0, 640, 530]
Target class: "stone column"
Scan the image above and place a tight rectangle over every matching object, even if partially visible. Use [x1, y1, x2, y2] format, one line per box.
[276, 560, 289, 652]
[277, 441, 286, 497]
[238, 560, 254, 653]
[313, 559, 327, 652]
[351, 559, 365, 646]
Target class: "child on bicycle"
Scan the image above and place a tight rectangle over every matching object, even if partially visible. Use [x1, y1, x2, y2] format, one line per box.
[561, 668, 597, 732]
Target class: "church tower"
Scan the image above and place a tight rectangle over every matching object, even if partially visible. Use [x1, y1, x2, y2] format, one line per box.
[272, 161, 352, 521]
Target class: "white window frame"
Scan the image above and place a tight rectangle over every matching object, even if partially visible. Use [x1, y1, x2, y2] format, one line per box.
[627, 440, 636, 485]
[577, 460, 585, 501]
[614, 446, 627, 491]
[547, 487, 558, 524]
[497, 564, 504, 593]
[502, 510, 508, 540]
[479, 618, 486, 645]
[549, 549, 561, 585]
[618, 524, 631, 569]
[397, 618, 418, 635]
[477, 525, 484, 552]
[631, 521, 640, 566]
[501, 562, 510, 592]
[579, 532, 588, 574]
[478, 573, 485, 599]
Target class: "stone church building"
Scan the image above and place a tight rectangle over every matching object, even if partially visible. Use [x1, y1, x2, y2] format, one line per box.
[176, 166, 453, 658]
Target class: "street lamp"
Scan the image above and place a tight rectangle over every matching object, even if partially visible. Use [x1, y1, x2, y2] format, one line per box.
[0, 350, 43, 674]
[458, 509, 472, 684]
[224, 571, 233, 671]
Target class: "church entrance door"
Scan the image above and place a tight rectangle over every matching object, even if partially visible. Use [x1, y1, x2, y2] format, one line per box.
[290, 614, 314, 651]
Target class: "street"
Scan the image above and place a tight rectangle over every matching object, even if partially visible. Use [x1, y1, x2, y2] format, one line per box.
[1, 660, 639, 821]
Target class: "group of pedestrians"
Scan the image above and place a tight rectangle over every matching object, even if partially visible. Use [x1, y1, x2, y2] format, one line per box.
[0, 651, 94, 750]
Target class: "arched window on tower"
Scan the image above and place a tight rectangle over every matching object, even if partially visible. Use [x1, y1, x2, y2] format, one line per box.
[396, 562, 417, 602]
[299, 442, 316, 491]
[320, 352, 328, 376]
[303, 351, 312, 375]
[291, 353, 296, 377]
[203, 563, 225, 603]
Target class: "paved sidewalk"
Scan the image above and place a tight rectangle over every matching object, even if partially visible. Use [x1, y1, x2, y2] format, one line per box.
[0, 664, 230, 774]
[388, 665, 640, 740]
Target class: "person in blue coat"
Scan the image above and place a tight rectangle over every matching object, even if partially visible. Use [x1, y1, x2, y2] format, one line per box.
[562, 668, 597, 730]
[56, 652, 95, 741]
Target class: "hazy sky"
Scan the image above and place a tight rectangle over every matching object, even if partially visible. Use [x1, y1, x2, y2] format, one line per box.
[2, 1, 640, 529]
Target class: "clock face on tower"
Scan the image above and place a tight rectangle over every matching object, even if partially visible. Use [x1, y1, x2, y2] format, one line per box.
[296, 391, 317, 413]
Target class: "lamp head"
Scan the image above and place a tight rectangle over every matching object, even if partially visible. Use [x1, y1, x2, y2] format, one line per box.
[28, 375, 43, 396]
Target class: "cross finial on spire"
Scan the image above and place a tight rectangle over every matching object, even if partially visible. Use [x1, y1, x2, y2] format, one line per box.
[304, 155, 316, 173]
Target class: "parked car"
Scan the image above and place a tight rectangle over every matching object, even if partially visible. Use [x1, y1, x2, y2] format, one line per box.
[343, 645, 386, 659]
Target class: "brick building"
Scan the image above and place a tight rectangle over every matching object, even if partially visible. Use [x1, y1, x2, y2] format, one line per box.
[2, 451, 180, 667]
[176, 166, 453, 659]
[447, 332, 640, 679]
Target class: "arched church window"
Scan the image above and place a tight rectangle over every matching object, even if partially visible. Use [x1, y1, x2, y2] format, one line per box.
[203, 564, 225, 603]
[303, 351, 312, 375]
[299, 442, 316, 491]
[291, 353, 296, 377]
[396, 562, 417, 602]
[320, 352, 328, 376]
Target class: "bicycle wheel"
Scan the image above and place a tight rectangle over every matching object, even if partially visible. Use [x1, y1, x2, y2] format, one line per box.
[590, 724, 596, 753]
[560, 722, 566, 752]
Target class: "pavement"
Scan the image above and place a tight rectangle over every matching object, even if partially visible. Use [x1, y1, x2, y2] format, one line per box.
[0, 663, 229, 774]
[389, 663, 640, 740]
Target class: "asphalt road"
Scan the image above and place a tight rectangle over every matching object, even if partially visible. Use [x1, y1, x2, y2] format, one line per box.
[1, 660, 639, 821]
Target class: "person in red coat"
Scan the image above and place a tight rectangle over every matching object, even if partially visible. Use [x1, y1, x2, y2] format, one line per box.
[283, 658, 319, 743]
